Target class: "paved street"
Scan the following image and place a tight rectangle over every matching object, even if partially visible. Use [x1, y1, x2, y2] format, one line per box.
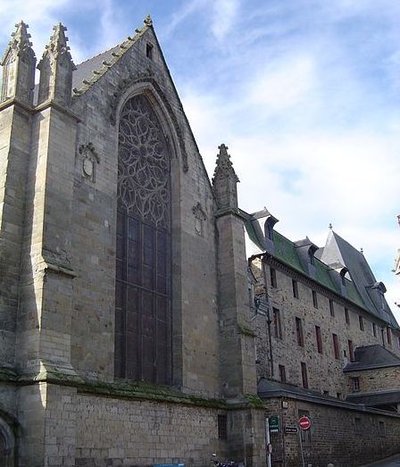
[361, 454, 400, 467]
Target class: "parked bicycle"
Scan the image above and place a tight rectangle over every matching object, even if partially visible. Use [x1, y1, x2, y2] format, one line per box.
[211, 453, 242, 467]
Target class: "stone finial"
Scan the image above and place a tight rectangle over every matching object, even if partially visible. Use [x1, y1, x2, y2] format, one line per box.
[213, 144, 239, 183]
[1, 21, 33, 64]
[144, 14, 153, 27]
[212, 144, 239, 210]
[329, 223, 333, 230]
[47, 24, 72, 59]
[0, 21, 36, 104]
[37, 23, 76, 106]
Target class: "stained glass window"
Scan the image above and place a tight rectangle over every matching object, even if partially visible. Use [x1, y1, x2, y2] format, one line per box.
[115, 94, 172, 384]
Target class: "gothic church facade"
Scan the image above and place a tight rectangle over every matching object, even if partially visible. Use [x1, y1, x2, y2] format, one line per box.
[0, 17, 399, 467]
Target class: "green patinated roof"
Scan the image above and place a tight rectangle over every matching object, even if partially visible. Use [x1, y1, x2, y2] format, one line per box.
[247, 225, 397, 328]
[273, 231, 304, 273]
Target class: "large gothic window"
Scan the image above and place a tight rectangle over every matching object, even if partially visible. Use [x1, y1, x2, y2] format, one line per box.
[115, 94, 172, 384]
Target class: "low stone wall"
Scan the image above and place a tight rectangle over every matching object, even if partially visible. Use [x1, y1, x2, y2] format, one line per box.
[75, 393, 223, 466]
[264, 396, 400, 467]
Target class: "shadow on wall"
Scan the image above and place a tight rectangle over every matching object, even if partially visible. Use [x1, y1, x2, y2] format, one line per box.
[0, 413, 17, 466]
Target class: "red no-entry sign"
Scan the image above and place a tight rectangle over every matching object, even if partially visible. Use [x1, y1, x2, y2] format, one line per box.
[298, 416, 312, 431]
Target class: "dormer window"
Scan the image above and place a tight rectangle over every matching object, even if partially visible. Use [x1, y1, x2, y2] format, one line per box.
[264, 214, 278, 241]
[340, 267, 348, 286]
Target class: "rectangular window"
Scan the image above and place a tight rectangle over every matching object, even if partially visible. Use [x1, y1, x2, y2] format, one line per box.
[373, 322, 377, 337]
[332, 333, 340, 359]
[270, 267, 277, 288]
[315, 325, 323, 353]
[218, 414, 227, 440]
[329, 299, 335, 317]
[352, 377, 360, 392]
[337, 392, 342, 400]
[279, 364, 286, 383]
[312, 290, 318, 308]
[296, 317, 304, 347]
[292, 279, 299, 298]
[359, 315, 364, 331]
[387, 327, 392, 346]
[398, 336, 400, 349]
[273, 307, 282, 339]
[301, 362, 308, 389]
[146, 43, 153, 59]
[348, 339, 354, 362]
[345, 307, 350, 325]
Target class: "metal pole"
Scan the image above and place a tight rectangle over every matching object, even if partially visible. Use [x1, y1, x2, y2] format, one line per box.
[298, 428, 305, 467]
[265, 418, 271, 467]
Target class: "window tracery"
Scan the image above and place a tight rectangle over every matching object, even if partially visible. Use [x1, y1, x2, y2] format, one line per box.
[115, 94, 172, 384]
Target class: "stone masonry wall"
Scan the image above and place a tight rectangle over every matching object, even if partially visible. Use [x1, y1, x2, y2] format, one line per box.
[75, 392, 238, 467]
[264, 397, 400, 467]
[251, 258, 400, 398]
[347, 366, 400, 393]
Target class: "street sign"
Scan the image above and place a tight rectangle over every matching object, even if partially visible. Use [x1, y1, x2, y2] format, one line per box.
[284, 426, 298, 434]
[269, 416, 280, 433]
[298, 415, 312, 431]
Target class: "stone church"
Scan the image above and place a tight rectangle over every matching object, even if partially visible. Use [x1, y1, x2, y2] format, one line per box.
[0, 16, 399, 467]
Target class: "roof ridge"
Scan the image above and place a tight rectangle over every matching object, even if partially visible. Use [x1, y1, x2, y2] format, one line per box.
[72, 16, 152, 96]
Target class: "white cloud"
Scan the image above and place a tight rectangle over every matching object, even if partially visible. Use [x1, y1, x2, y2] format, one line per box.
[210, 0, 240, 41]
[248, 55, 317, 111]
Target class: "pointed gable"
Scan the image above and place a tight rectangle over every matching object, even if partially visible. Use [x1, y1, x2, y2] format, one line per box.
[320, 230, 398, 328]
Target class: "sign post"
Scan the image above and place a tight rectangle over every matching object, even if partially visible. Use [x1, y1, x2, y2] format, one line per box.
[265, 418, 272, 467]
[298, 416, 311, 467]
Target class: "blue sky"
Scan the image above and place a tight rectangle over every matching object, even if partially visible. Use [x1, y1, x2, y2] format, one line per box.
[1, 0, 399, 320]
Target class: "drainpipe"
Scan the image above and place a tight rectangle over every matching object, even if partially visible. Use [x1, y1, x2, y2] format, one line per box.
[261, 256, 274, 378]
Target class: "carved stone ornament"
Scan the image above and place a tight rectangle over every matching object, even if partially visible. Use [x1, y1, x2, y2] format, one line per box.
[192, 202, 207, 236]
[78, 142, 100, 183]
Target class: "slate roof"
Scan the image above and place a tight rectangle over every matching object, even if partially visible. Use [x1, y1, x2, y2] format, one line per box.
[72, 45, 120, 91]
[319, 230, 398, 328]
[343, 345, 400, 372]
[346, 390, 400, 407]
[246, 217, 399, 329]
